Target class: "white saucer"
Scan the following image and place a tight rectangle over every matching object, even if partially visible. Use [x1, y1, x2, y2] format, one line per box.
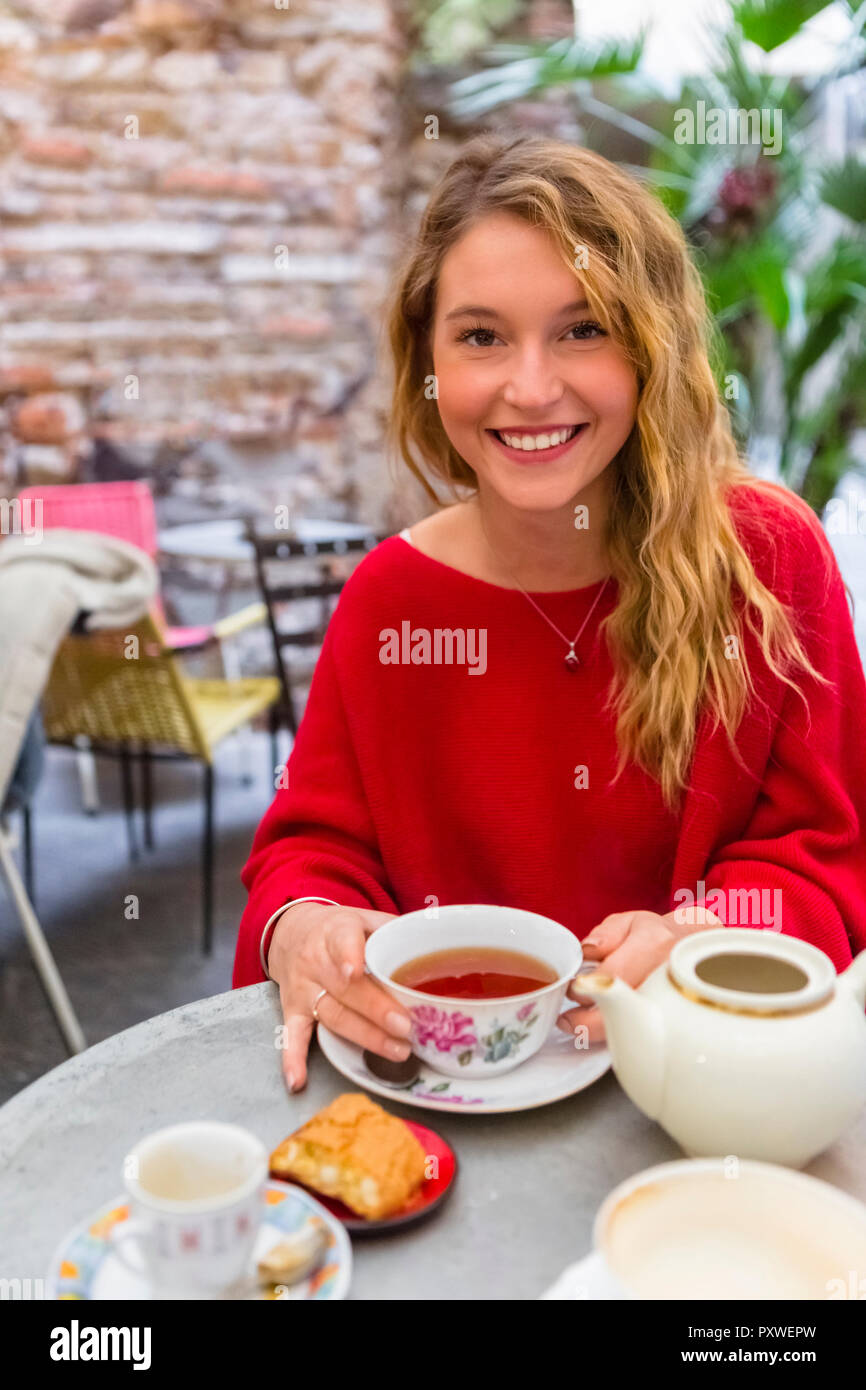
[317, 1021, 611, 1114]
[45, 1180, 352, 1300]
[539, 1250, 626, 1299]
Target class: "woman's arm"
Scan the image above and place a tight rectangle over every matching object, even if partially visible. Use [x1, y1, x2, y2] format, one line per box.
[561, 519, 866, 1045]
[232, 613, 398, 987]
[683, 528, 866, 970]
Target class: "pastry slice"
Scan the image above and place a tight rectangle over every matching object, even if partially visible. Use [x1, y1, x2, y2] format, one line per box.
[269, 1092, 427, 1220]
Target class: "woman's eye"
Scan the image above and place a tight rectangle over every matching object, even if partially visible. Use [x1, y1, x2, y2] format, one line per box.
[456, 321, 605, 347]
[567, 320, 605, 341]
[456, 326, 498, 347]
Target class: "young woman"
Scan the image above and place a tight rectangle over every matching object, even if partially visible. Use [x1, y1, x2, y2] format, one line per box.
[233, 133, 866, 1094]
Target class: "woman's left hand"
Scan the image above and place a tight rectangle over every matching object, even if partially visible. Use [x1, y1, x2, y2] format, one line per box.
[557, 906, 723, 1045]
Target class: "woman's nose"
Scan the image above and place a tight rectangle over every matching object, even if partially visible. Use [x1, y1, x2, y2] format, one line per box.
[501, 347, 566, 410]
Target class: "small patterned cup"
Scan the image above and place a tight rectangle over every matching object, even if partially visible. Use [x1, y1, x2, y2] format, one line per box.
[365, 904, 583, 1079]
[112, 1121, 268, 1299]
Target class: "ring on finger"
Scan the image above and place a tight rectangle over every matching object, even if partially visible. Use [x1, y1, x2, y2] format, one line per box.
[312, 986, 328, 1022]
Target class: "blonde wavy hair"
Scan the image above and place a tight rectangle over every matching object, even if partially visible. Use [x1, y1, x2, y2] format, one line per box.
[385, 132, 838, 815]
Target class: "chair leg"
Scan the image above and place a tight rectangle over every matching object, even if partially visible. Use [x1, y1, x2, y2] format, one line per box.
[202, 761, 214, 955]
[22, 804, 34, 903]
[0, 824, 87, 1055]
[286, 683, 298, 740]
[118, 748, 139, 862]
[141, 746, 154, 851]
[238, 726, 255, 788]
[268, 703, 280, 786]
[74, 736, 100, 815]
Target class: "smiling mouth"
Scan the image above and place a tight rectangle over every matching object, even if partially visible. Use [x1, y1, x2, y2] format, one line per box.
[488, 424, 587, 452]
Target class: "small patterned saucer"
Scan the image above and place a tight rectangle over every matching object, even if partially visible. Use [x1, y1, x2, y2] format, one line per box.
[317, 1021, 610, 1114]
[46, 1180, 351, 1300]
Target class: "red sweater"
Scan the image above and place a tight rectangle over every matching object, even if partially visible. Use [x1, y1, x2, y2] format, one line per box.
[233, 483, 866, 987]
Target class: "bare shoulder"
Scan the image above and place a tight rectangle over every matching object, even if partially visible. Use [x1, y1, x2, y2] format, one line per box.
[405, 500, 477, 564]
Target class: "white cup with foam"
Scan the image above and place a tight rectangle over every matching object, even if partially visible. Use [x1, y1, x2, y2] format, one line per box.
[110, 1121, 268, 1299]
[544, 1158, 866, 1300]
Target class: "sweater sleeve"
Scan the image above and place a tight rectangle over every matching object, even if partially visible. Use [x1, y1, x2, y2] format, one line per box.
[232, 610, 398, 988]
[690, 523, 866, 971]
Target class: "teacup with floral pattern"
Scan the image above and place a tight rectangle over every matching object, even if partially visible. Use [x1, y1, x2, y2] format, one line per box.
[365, 905, 583, 1078]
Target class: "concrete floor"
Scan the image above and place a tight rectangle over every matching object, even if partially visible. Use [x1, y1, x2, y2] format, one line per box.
[0, 731, 285, 1106]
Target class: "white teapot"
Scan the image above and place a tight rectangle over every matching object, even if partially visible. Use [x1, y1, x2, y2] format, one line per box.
[576, 927, 866, 1168]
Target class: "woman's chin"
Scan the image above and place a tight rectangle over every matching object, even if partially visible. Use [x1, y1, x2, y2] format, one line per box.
[478, 469, 592, 515]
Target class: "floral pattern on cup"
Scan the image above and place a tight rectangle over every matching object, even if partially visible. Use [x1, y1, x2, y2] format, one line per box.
[410, 1000, 540, 1066]
[480, 1010, 539, 1064]
[410, 1005, 477, 1053]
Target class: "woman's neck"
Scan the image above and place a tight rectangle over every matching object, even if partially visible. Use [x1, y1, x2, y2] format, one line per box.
[469, 485, 611, 592]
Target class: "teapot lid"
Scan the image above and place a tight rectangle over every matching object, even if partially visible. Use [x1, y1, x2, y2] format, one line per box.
[668, 928, 835, 1015]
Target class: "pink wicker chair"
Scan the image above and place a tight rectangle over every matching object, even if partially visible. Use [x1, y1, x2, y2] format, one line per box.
[16, 480, 263, 652]
[17, 481, 266, 835]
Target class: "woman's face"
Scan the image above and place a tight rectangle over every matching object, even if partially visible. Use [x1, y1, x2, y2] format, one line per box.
[430, 211, 639, 515]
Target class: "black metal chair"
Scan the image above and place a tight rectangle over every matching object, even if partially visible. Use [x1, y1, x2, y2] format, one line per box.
[244, 522, 383, 758]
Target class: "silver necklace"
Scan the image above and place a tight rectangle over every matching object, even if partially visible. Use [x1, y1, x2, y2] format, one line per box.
[480, 513, 610, 670]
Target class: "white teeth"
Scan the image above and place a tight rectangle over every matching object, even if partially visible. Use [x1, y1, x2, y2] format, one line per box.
[497, 426, 580, 451]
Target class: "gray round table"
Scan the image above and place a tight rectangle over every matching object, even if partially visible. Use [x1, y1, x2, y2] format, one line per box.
[157, 517, 377, 563]
[2, 983, 866, 1300]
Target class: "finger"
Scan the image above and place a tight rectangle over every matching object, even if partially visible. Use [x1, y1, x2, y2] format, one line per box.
[324, 909, 396, 985]
[556, 1005, 606, 1045]
[670, 903, 724, 935]
[314, 934, 365, 998]
[325, 910, 399, 985]
[362, 911, 399, 933]
[309, 938, 412, 1036]
[278, 1008, 314, 1094]
[336, 972, 413, 1039]
[581, 912, 640, 959]
[324, 910, 370, 984]
[600, 920, 673, 989]
[301, 962, 412, 1041]
[316, 991, 414, 1062]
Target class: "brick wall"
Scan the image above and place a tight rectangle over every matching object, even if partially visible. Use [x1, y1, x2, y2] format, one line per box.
[0, 0, 413, 528]
[0, 0, 587, 531]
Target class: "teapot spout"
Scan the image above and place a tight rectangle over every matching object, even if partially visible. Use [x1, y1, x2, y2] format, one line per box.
[575, 972, 666, 1120]
[839, 949, 866, 1009]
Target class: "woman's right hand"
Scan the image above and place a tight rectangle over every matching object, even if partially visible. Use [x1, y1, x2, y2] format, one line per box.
[266, 901, 414, 1094]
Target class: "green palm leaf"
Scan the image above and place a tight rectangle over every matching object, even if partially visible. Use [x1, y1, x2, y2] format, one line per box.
[730, 0, 837, 53]
[819, 156, 866, 223]
[447, 35, 645, 119]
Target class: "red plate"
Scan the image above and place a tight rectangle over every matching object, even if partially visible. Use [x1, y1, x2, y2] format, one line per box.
[268, 1119, 457, 1234]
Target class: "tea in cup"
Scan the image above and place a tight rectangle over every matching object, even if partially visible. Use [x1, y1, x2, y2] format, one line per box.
[112, 1121, 268, 1298]
[365, 904, 583, 1078]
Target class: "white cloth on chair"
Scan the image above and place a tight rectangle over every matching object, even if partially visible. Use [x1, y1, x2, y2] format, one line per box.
[0, 528, 157, 806]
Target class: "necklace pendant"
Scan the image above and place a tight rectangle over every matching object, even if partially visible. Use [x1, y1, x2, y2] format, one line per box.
[564, 648, 580, 671]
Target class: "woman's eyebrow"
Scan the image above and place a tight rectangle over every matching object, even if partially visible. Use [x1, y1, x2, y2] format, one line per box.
[443, 298, 589, 322]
